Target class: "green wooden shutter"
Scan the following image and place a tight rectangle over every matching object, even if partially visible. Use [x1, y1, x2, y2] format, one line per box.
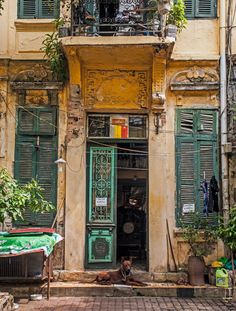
[176, 109, 218, 225]
[37, 108, 56, 135]
[18, 0, 38, 19]
[39, 0, 59, 19]
[195, 0, 216, 18]
[178, 110, 194, 134]
[18, 109, 36, 135]
[176, 137, 196, 223]
[14, 136, 37, 225]
[184, 0, 195, 18]
[15, 107, 57, 227]
[34, 136, 57, 227]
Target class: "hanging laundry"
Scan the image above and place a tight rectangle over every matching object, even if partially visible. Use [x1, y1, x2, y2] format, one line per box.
[208, 176, 219, 213]
[201, 180, 209, 216]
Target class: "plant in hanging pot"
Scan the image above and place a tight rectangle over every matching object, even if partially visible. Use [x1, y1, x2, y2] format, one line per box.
[166, 0, 187, 39]
[181, 214, 217, 286]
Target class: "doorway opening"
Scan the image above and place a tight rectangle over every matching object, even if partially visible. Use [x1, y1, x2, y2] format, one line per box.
[116, 142, 148, 269]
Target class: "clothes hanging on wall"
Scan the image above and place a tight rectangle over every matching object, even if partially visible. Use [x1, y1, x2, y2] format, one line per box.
[208, 176, 219, 213]
[201, 180, 209, 216]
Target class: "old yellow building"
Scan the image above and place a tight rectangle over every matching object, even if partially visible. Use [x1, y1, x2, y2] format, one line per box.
[0, 0, 228, 276]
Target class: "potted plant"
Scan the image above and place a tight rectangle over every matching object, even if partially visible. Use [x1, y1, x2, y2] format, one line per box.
[218, 207, 236, 294]
[166, 0, 187, 38]
[181, 213, 217, 285]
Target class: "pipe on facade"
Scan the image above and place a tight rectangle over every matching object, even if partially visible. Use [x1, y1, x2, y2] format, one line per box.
[220, 0, 229, 220]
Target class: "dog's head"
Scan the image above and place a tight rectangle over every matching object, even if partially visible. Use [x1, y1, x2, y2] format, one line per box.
[121, 257, 133, 276]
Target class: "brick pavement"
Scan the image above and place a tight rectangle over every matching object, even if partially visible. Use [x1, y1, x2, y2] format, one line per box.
[16, 297, 236, 311]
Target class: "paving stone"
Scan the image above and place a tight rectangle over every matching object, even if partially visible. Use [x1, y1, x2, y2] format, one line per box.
[16, 297, 236, 310]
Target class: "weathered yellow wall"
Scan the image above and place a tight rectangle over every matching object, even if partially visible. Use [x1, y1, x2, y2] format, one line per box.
[173, 20, 219, 60]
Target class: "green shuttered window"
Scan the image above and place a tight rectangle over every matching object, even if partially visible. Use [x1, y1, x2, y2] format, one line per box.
[18, 0, 59, 19]
[184, 0, 216, 18]
[15, 107, 57, 227]
[175, 109, 218, 225]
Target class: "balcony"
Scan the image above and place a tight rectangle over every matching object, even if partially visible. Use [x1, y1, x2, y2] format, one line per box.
[60, 0, 175, 42]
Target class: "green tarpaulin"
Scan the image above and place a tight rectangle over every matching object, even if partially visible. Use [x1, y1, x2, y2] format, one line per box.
[0, 232, 63, 257]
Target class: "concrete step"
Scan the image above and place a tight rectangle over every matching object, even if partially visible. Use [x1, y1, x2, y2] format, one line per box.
[0, 282, 230, 299]
[53, 270, 188, 283]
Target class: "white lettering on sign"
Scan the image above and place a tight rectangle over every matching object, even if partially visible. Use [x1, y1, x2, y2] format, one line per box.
[182, 204, 195, 214]
[96, 197, 107, 206]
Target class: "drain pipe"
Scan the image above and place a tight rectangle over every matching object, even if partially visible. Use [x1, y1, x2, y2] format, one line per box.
[220, 0, 229, 221]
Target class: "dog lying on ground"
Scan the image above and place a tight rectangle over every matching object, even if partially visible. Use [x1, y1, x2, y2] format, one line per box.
[92, 257, 147, 286]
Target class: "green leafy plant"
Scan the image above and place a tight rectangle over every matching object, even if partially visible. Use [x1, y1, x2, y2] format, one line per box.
[218, 207, 236, 292]
[181, 213, 217, 257]
[41, 18, 68, 82]
[0, 168, 55, 223]
[218, 207, 236, 251]
[167, 0, 187, 32]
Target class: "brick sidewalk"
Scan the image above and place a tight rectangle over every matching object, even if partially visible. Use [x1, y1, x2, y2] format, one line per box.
[16, 297, 236, 311]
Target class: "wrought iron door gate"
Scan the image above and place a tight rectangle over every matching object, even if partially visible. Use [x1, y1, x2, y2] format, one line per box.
[86, 147, 116, 268]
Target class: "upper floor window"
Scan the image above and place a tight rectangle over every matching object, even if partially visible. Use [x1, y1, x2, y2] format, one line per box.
[184, 0, 217, 19]
[18, 0, 59, 19]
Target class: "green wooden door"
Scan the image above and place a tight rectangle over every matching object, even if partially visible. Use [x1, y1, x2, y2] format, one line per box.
[14, 107, 57, 227]
[86, 146, 116, 268]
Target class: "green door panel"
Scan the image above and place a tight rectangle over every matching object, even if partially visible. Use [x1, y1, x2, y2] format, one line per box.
[89, 147, 115, 223]
[88, 229, 113, 263]
[87, 146, 116, 267]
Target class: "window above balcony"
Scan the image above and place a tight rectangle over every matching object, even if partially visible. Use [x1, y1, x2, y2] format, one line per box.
[72, 0, 170, 37]
[18, 0, 60, 19]
[184, 0, 217, 19]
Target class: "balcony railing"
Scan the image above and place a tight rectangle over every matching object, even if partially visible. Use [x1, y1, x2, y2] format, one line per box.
[68, 0, 171, 37]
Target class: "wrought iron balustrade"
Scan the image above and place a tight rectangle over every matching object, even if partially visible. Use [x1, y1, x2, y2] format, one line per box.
[71, 0, 165, 37]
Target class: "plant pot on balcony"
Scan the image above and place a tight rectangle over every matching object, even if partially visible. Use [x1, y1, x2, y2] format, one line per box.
[188, 256, 206, 286]
[165, 24, 177, 39]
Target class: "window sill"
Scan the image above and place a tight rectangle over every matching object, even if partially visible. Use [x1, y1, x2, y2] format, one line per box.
[15, 19, 56, 32]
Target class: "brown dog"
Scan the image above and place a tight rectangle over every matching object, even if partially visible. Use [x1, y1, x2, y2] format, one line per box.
[93, 257, 147, 286]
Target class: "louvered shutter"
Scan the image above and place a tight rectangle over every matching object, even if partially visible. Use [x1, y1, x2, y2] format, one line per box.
[176, 138, 196, 223]
[18, 0, 37, 19]
[38, 108, 56, 135]
[18, 109, 36, 135]
[34, 136, 57, 227]
[184, 0, 195, 18]
[14, 137, 37, 225]
[176, 109, 218, 225]
[198, 140, 218, 223]
[195, 0, 216, 18]
[198, 110, 217, 135]
[179, 110, 194, 134]
[15, 107, 57, 227]
[39, 0, 59, 19]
